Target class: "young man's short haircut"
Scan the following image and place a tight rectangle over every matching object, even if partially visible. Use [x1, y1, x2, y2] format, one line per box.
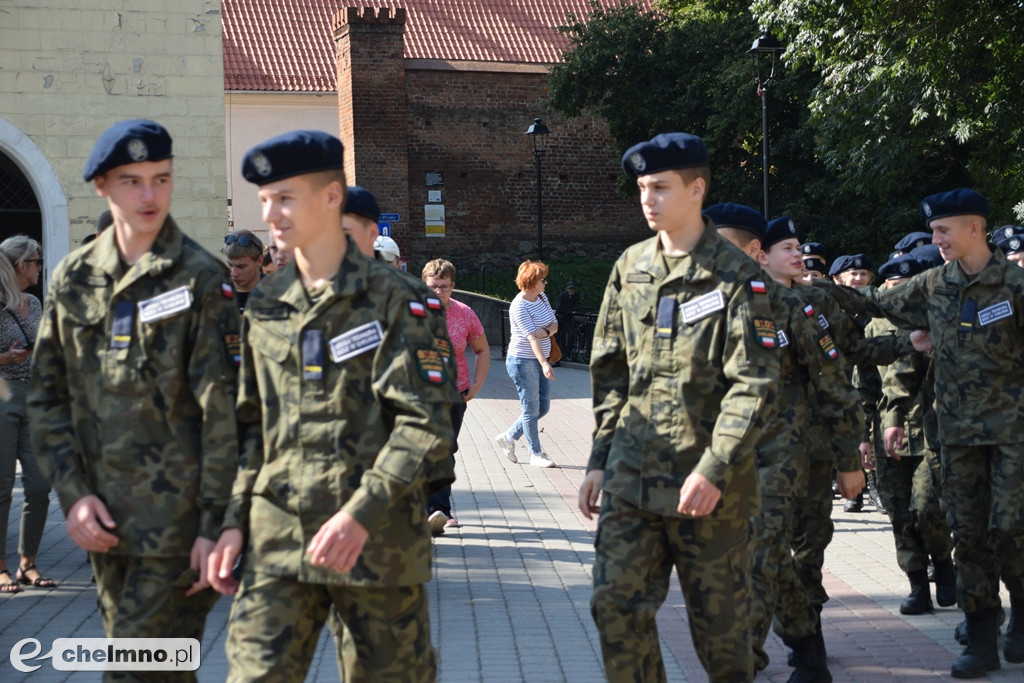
[307, 168, 347, 191]
[422, 259, 456, 282]
[223, 230, 264, 261]
[676, 166, 711, 199]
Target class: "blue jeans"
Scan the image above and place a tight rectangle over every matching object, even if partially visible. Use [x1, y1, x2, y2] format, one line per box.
[504, 355, 551, 455]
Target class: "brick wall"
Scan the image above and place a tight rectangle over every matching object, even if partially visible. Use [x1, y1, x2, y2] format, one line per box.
[334, 9, 646, 276]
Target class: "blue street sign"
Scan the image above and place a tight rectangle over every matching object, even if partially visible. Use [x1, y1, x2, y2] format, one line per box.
[379, 213, 400, 222]
[378, 222, 391, 237]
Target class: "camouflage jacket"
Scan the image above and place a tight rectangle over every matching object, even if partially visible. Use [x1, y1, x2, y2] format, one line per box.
[867, 316, 931, 457]
[826, 248, 1024, 446]
[758, 280, 862, 497]
[795, 282, 913, 465]
[588, 221, 779, 520]
[28, 218, 241, 556]
[223, 239, 458, 586]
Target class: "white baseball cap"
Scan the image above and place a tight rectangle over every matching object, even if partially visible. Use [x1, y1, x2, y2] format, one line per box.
[373, 235, 401, 263]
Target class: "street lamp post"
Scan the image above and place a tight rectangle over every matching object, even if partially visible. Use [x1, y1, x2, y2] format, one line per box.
[748, 31, 785, 218]
[524, 117, 550, 260]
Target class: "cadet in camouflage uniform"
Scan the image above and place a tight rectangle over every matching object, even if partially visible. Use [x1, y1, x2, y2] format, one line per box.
[867, 251, 955, 615]
[709, 207, 862, 681]
[207, 131, 457, 683]
[28, 120, 241, 678]
[578, 133, 779, 682]
[822, 189, 1024, 678]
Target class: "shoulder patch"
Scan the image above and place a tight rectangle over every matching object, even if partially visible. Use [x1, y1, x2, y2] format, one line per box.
[426, 297, 443, 312]
[409, 301, 426, 317]
[221, 282, 234, 299]
[415, 347, 448, 385]
[818, 333, 839, 360]
[802, 303, 815, 317]
[752, 318, 777, 348]
[749, 279, 768, 295]
[434, 336, 454, 366]
[225, 334, 241, 366]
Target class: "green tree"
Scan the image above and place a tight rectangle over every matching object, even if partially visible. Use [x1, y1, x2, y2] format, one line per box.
[752, 0, 1024, 221]
[547, 1, 942, 264]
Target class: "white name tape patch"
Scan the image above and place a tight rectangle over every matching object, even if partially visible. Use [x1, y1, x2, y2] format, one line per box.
[138, 286, 192, 324]
[681, 290, 726, 324]
[329, 321, 384, 363]
[978, 300, 1013, 326]
[778, 330, 790, 348]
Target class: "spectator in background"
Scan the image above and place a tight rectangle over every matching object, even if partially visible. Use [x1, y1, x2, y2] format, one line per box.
[374, 235, 402, 269]
[494, 260, 558, 468]
[82, 209, 114, 246]
[269, 243, 292, 270]
[222, 229, 264, 313]
[0, 235, 52, 592]
[421, 259, 489, 534]
[260, 247, 276, 276]
[554, 280, 580, 361]
[342, 185, 382, 257]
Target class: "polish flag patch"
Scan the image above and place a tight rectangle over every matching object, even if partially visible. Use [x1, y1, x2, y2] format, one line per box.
[803, 304, 815, 317]
[750, 280, 767, 294]
[409, 301, 426, 317]
[221, 283, 234, 299]
[426, 297, 443, 311]
[428, 369, 443, 383]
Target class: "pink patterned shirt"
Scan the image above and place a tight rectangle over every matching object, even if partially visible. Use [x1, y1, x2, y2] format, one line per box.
[445, 297, 486, 392]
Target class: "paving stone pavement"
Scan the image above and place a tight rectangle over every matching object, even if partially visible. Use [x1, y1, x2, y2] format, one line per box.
[1, 347, 1018, 681]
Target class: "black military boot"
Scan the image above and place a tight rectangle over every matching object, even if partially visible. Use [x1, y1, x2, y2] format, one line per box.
[933, 558, 956, 607]
[866, 470, 885, 513]
[786, 632, 832, 683]
[955, 605, 1006, 645]
[951, 609, 1001, 678]
[1005, 597, 1024, 663]
[900, 570, 933, 614]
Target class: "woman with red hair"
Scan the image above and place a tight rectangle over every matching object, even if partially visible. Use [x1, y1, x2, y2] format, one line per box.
[494, 261, 558, 468]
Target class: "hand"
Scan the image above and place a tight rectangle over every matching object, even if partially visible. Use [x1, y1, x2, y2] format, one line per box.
[66, 495, 119, 552]
[859, 441, 873, 469]
[837, 469, 866, 499]
[578, 470, 603, 520]
[464, 383, 480, 402]
[910, 329, 933, 352]
[186, 536, 216, 596]
[2, 340, 31, 366]
[541, 362, 555, 380]
[677, 472, 722, 517]
[208, 528, 244, 595]
[883, 426, 905, 459]
[307, 511, 369, 574]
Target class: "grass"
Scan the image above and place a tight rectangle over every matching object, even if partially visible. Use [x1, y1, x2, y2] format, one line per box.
[455, 258, 614, 311]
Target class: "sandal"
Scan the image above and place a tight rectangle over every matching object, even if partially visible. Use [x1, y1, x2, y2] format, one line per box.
[0, 569, 22, 593]
[16, 564, 55, 588]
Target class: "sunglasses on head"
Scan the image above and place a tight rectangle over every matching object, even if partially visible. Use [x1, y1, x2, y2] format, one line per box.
[225, 234, 257, 247]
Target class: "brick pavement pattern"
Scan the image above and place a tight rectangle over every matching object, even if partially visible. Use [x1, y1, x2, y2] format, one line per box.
[1, 348, 1018, 681]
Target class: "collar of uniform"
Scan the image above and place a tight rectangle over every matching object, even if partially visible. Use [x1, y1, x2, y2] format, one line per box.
[639, 217, 717, 285]
[944, 245, 1003, 288]
[263, 236, 369, 313]
[91, 216, 183, 285]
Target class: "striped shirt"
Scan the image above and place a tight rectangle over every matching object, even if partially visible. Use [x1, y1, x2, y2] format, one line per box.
[507, 291, 557, 359]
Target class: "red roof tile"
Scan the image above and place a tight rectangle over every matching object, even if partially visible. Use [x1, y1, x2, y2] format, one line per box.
[223, 0, 648, 92]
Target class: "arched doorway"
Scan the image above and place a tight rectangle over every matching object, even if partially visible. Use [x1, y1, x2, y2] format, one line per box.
[0, 117, 70, 298]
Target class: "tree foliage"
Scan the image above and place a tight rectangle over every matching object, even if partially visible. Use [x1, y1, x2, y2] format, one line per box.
[752, 0, 1024, 220]
[547, 0, 1024, 266]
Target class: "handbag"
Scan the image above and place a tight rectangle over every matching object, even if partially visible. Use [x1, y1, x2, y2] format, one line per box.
[548, 335, 562, 364]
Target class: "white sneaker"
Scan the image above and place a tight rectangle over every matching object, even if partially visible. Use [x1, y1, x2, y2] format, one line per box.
[494, 434, 517, 463]
[428, 510, 448, 535]
[529, 452, 555, 468]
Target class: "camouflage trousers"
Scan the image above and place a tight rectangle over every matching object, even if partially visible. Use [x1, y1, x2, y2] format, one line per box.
[226, 571, 435, 682]
[591, 494, 754, 683]
[91, 553, 220, 683]
[875, 451, 952, 574]
[751, 496, 817, 671]
[941, 444, 1024, 613]
[789, 460, 834, 607]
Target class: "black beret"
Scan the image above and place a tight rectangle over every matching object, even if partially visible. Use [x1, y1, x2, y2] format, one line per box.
[763, 215, 801, 250]
[803, 258, 827, 275]
[622, 133, 708, 180]
[704, 203, 766, 239]
[893, 231, 932, 252]
[920, 188, 990, 226]
[242, 130, 344, 185]
[879, 253, 926, 280]
[829, 253, 873, 277]
[801, 242, 827, 261]
[992, 225, 1024, 255]
[344, 185, 381, 222]
[83, 119, 173, 181]
[910, 244, 944, 269]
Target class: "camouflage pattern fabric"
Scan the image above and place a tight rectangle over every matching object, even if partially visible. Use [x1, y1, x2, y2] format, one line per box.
[28, 218, 241, 555]
[788, 460, 835, 607]
[227, 572, 434, 682]
[223, 239, 458, 586]
[820, 249, 1024, 611]
[588, 222, 778, 682]
[592, 493, 754, 683]
[91, 553, 219, 682]
[868, 316, 952, 574]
